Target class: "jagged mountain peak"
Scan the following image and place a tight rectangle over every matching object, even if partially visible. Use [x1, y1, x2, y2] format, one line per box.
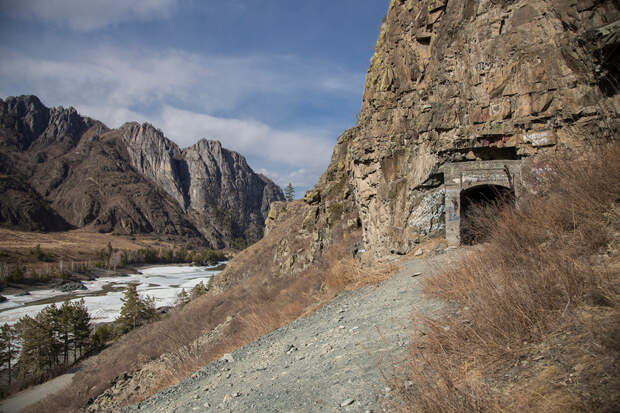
[0, 96, 285, 247]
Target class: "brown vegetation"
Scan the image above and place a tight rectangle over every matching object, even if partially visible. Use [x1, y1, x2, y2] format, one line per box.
[393, 144, 620, 412]
[0, 228, 178, 274]
[0, 229, 227, 290]
[23, 205, 394, 412]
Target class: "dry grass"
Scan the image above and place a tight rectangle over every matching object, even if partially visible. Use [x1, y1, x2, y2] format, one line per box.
[393, 144, 620, 412]
[320, 239, 398, 295]
[22, 202, 395, 412]
[0, 228, 181, 266]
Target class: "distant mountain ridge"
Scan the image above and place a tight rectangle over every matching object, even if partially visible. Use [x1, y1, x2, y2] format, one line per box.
[0, 95, 284, 248]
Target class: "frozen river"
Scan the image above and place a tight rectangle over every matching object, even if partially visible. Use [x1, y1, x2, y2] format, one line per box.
[0, 264, 223, 325]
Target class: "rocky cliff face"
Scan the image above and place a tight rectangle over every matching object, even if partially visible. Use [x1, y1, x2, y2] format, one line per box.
[347, 0, 619, 257]
[312, 0, 618, 259]
[217, 0, 619, 289]
[121, 123, 284, 247]
[0, 96, 284, 247]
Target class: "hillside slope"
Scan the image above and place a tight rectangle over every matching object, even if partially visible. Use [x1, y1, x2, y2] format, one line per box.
[0, 95, 284, 248]
[18, 1, 619, 411]
[116, 254, 453, 413]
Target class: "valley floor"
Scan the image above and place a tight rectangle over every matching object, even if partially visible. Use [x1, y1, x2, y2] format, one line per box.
[119, 250, 459, 413]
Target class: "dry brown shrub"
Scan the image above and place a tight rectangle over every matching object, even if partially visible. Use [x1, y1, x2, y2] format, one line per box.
[395, 144, 620, 412]
[320, 234, 398, 296]
[23, 201, 394, 412]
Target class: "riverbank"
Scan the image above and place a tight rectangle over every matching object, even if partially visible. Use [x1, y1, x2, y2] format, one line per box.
[0, 263, 226, 325]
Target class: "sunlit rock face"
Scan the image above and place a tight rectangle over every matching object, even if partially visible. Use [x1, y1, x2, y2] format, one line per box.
[121, 123, 284, 247]
[264, 0, 619, 267]
[306, 0, 619, 259]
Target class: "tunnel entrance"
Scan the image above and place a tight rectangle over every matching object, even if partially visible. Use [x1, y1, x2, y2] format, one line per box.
[459, 184, 515, 244]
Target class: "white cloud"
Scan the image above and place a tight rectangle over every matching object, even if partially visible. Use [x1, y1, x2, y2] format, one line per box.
[0, 45, 351, 186]
[0, 0, 180, 31]
[0, 47, 361, 117]
[158, 106, 333, 170]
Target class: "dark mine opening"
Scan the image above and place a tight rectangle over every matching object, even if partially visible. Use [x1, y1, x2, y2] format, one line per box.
[460, 184, 515, 245]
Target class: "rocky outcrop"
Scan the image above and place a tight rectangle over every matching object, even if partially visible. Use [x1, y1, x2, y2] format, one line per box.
[279, 0, 619, 263]
[0, 96, 284, 247]
[347, 0, 619, 257]
[218, 0, 619, 289]
[120, 123, 284, 247]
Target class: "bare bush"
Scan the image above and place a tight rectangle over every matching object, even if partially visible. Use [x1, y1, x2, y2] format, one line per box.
[394, 144, 620, 412]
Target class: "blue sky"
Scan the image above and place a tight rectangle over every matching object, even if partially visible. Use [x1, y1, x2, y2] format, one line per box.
[0, 0, 390, 195]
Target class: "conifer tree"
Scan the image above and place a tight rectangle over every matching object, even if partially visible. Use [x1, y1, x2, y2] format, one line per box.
[176, 288, 190, 306]
[117, 284, 141, 333]
[285, 182, 295, 201]
[190, 281, 209, 300]
[58, 301, 73, 365]
[16, 313, 55, 380]
[14, 301, 92, 383]
[0, 323, 18, 385]
[70, 299, 91, 361]
[43, 304, 63, 370]
[116, 285, 158, 334]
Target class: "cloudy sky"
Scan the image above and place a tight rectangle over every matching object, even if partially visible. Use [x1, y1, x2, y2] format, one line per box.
[0, 0, 389, 195]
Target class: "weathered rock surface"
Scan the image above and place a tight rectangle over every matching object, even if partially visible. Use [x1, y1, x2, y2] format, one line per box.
[261, 0, 620, 265]
[0, 96, 284, 247]
[216, 0, 619, 285]
[120, 122, 284, 247]
[345, 0, 619, 257]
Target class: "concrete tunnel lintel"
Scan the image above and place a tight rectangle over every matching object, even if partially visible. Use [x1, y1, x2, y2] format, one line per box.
[440, 160, 522, 246]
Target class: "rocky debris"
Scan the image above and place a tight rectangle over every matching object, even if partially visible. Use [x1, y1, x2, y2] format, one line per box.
[57, 281, 87, 292]
[219, 353, 235, 363]
[340, 398, 355, 407]
[0, 96, 284, 247]
[0, 295, 7, 303]
[88, 316, 235, 412]
[119, 253, 455, 413]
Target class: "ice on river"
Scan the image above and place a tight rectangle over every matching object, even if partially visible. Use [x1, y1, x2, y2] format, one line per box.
[0, 265, 222, 325]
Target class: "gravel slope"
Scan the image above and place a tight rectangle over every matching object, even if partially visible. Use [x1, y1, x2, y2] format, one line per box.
[122, 251, 457, 413]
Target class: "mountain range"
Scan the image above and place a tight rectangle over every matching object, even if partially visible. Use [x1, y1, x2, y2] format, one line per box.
[0, 95, 284, 248]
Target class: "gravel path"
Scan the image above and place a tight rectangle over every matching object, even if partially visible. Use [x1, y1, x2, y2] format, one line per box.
[122, 251, 457, 413]
[0, 372, 75, 413]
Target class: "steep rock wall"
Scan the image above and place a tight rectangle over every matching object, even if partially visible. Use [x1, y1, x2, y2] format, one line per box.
[222, 0, 619, 284]
[121, 123, 285, 246]
[329, 0, 619, 258]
